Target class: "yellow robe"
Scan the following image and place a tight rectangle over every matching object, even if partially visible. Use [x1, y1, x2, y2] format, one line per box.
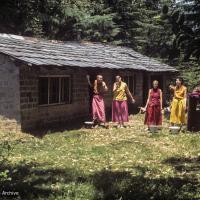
[113, 81, 127, 101]
[170, 85, 187, 125]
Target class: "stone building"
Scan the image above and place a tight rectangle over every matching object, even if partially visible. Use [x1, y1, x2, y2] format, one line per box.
[0, 34, 177, 132]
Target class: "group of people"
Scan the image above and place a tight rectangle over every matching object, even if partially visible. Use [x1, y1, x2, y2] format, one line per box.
[143, 77, 187, 129]
[87, 74, 135, 128]
[87, 74, 187, 129]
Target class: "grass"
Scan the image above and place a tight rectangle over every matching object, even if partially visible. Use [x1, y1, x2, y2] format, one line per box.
[0, 114, 200, 200]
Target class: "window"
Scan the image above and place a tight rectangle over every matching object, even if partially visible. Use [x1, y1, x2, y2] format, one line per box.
[39, 76, 72, 105]
[123, 75, 136, 95]
[49, 78, 59, 104]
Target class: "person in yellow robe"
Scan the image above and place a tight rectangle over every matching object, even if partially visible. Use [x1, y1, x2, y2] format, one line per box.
[169, 78, 187, 125]
[112, 75, 135, 128]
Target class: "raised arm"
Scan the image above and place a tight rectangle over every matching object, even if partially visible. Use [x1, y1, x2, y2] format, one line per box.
[113, 82, 117, 92]
[102, 81, 108, 92]
[86, 75, 92, 87]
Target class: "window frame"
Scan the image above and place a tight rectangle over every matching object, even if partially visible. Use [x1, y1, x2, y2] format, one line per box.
[123, 74, 136, 95]
[38, 75, 72, 106]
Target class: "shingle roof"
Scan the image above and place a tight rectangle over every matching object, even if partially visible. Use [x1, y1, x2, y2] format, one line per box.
[0, 34, 177, 72]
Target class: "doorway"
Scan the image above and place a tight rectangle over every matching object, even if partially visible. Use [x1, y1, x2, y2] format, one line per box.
[150, 75, 163, 91]
[87, 73, 96, 117]
[143, 73, 149, 105]
[143, 74, 164, 105]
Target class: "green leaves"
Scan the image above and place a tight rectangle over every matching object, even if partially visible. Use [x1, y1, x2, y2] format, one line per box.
[179, 61, 200, 91]
[74, 13, 120, 42]
[0, 169, 12, 181]
[162, 5, 169, 15]
[163, 0, 200, 61]
[0, 0, 173, 54]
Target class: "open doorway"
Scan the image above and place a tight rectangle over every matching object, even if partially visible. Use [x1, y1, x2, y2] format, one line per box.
[143, 73, 149, 105]
[150, 75, 163, 91]
[143, 74, 163, 105]
[87, 73, 96, 117]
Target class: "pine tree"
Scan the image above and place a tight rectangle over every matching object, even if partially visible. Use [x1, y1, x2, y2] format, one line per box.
[163, 0, 200, 60]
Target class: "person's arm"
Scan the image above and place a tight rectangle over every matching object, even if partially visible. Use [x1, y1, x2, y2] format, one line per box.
[125, 84, 135, 103]
[184, 87, 187, 110]
[93, 80, 98, 94]
[113, 82, 117, 92]
[169, 85, 175, 91]
[102, 81, 108, 92]
[160, 89, 163, 111]
[144, 89, 151, 110]
[86, 75, 92, 87]
[184, 87, 187, 99]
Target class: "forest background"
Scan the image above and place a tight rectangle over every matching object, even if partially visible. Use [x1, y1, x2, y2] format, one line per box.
[0, 0, 200, 90]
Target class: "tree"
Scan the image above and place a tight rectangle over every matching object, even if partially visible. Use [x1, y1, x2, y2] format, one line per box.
[163, 0, 200, 61]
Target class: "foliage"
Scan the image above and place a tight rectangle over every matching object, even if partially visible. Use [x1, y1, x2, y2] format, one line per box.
[1, 0, 200, 61]
[162, 0, 200, 61]
[0, 139, 13, 182]
[75, 12, 120, 42]
[104, 0, 173, 53]
[178, 61, 200, 91]
[0, 0, 199, 89]
[0, 0, 175, 54]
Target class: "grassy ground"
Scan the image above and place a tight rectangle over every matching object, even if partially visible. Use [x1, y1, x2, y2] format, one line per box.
[0, 114, 200, 200]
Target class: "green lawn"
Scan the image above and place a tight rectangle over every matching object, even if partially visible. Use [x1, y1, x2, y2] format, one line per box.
[0, 114, 200, 200]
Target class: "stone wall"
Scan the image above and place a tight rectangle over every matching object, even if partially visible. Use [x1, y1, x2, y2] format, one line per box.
[0, 55, 21, 132]
[19, 66, 144, 130]
[19, 66, 89, 130]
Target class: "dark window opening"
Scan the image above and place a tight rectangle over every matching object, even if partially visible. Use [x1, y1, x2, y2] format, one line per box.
[49, 78, 59, 104]
[39, 76, 72, 105]
[61, 77, 71, 103]
[123, 75, 136, 95]
[39, 77, 48, 105]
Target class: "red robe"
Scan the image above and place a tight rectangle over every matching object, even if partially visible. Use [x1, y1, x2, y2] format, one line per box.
[144, 88, 162, 126]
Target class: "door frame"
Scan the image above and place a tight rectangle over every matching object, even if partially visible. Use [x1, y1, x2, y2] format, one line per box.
[143, 72, 164, 105]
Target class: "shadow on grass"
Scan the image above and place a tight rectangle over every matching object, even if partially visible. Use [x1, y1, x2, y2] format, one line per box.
[0, 161, 87, 199]
[26, 118, 86, 138]
[0, 160, 199, 200]
[92, 169, 199, 200]
[163, 156, 200, 174]
[24, 108, 140, 138]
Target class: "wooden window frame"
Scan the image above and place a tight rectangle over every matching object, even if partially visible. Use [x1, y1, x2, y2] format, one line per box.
[38, 75, 72, 106]
[123, 74, 136, 95]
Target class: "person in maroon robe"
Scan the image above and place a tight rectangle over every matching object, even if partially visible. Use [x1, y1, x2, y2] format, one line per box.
[144, 80, 163, 128]
[87, 75, 108, 127]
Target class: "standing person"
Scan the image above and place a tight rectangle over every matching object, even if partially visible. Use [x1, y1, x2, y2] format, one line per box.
[112, 75, 135, 128]
[169, 78, 187, 126]
[144, 80, 163, 128]
[87, 75, 108, 127]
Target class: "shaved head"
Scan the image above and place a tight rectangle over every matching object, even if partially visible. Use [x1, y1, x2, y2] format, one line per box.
[153, 80, 159, 89]
[115, 75, 122, 82]
[96, 74, 103, 83]
[97, 75, 103, 79]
